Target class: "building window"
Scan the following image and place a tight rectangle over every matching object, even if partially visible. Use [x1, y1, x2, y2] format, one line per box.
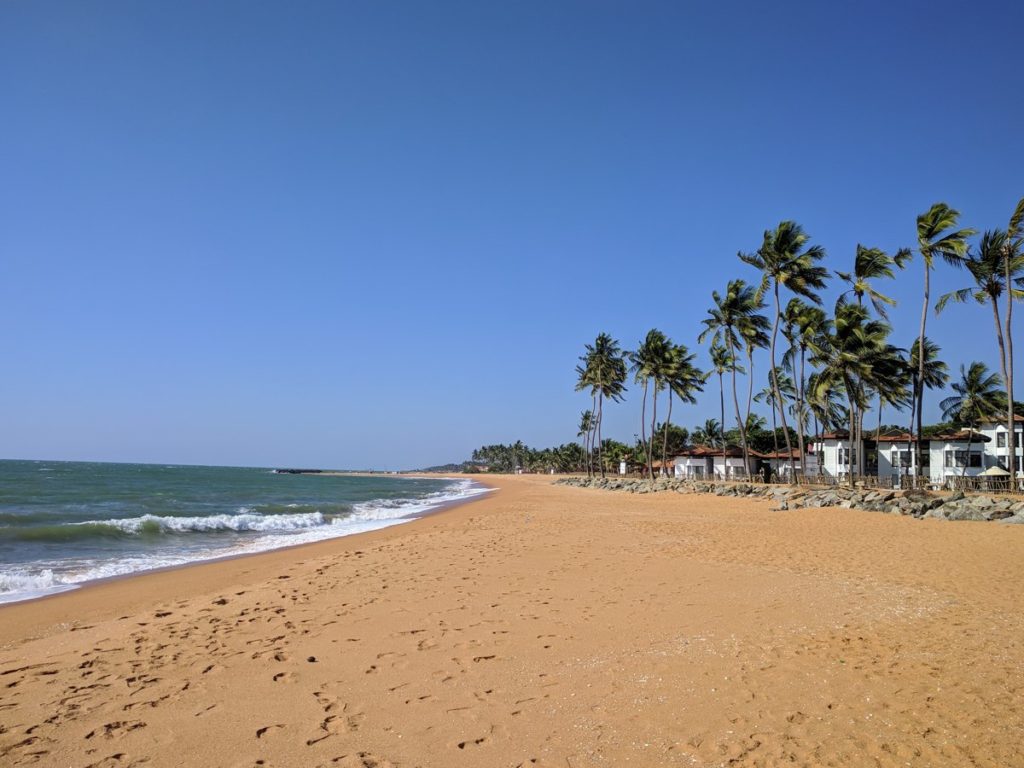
[891, 449, 912, 468]
[995, 430, 1021, 449]
[838, 447, 857, 467]
[945, 449, 982, 469]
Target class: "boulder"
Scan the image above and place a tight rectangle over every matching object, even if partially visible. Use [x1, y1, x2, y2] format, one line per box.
[944, 505, 987, 522]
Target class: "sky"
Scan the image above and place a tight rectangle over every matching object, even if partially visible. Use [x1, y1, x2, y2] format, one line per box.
[2, 0, 1023, 469]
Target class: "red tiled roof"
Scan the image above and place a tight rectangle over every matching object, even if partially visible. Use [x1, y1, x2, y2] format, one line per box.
[928, 429, 991, 443]
[674, 445, 746, 458]
[756, 449, 802, 459]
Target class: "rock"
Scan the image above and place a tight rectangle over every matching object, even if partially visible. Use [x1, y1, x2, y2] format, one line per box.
[945, 505, 987, 522]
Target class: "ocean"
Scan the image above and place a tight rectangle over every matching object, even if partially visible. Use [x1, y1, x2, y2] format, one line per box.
[0, 460, 488, 604]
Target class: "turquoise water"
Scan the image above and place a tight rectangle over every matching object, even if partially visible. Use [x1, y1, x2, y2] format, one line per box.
[0, 460, 487, 603]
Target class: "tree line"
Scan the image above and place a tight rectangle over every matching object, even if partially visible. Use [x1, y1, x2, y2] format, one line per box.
[572, 198, 1024, 483]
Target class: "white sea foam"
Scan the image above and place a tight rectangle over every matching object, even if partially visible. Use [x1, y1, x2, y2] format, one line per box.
[0, 569, 76, 603]
[84, 510, 331, 534]
[0, 478, 492, 605]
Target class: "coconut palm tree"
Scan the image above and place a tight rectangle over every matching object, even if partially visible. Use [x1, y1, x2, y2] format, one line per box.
[693, 418, 723, 448]
[781, 298, 826, 476]
[910, 203, 975, 474]
[937, 228, 1024, 474]
[940, 362, 1004, 476]
[576, 333, 628, 478]
[740, 221, 828, 481]
[709, 340, 739, 447]
[754, 374, 796, 457]
[871, 346, 912, 445]
[699, 280, 766, 472]
[1003, 198, 1024, 482]
[629, 329, 672, 480]
[738, 311, 771, 453]
[660, 344, 706, 473]
[810, 304, 894, 485]
[807, 371, 848, 434]
[577, 410, 594, 476]
[835, 244, 911, 319]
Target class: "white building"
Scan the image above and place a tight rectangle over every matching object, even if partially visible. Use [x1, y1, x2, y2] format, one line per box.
[814, 419, 1020, 488]
[672, 446, 751, 480]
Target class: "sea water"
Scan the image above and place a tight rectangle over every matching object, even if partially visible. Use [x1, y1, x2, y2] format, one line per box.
[0, 460, 488, 604]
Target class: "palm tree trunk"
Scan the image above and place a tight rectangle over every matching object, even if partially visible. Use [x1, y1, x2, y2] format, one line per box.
[728, 337, 749, 476]
[814, 412, 823, 477]
[597, 392, 605, 479]
[916, 265, 930, 477]
[858, 403, 867, 478]
[719, 372, 726, 448]
[842, 374, 856, 487]
[745, 349, 755, 429]
[771, 283, 795, 481]
[1001, 253, 1016, 489]
[963, 430, 973, 479]
[745, 347, 756, 477]
[848, 395, 856, 488]
[588, 395, 596, 478]
[907, 384, 917, 485]
[989, 296, 1011, 476]
[796, 346, 808, 479]
[650, 382, 659, 478]
[663, 392, 673, 477]
[640, 379, 649, 481]
[769, 397, 779, 454]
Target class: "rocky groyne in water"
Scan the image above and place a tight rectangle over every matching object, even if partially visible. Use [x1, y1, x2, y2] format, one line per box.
[555, 476, 1024, 524]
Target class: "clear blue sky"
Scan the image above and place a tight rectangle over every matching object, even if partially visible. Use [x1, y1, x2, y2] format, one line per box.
[2, 1, 1022, 468]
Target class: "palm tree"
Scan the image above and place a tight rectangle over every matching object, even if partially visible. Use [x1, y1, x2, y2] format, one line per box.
[661, 344, 706, 474]
[754, 374, 796, 457]
[576, 334, 628, 478]
[699, 280, 766, 473]
[741, 221, 828, 480]
[577, 410, 594, 476]
[709, 341, 739, 447]
[871, 345, 912, 445]
[910, 203, 975, 475]
[1003, 198, 1024, 482]
[629, 329, 672, 480]
[782, 298, 827, 476]
[835, 244, 911, 319]
[738, 312, 771, 456]
[937, 228, 1024, 476]
[693, 418, 722, 448]
[810, 304, 893, 486]
[940, 362, 1004, 476]
[807, 371, 848, 433]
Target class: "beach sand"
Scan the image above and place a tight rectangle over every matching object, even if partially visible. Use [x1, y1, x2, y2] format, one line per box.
[2, 475, 1022, 767]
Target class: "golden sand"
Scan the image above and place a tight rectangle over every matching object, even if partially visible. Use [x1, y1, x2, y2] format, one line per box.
[1, 475, 1022, 767]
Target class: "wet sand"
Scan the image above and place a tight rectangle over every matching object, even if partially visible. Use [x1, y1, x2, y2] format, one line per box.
[1, 474, 1022, 767]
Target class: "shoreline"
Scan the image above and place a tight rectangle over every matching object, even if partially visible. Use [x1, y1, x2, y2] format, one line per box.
[2, 475, 1022, 767]
[0, 476, 497, 644]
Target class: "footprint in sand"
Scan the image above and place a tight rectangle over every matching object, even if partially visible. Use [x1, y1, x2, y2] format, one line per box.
[320, 753, 395, 768]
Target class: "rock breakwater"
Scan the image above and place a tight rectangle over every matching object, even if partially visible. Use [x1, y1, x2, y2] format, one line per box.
[556, 476, 1024, 524]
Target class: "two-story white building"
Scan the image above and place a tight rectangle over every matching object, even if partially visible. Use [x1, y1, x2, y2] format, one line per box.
[814, 417, 1022, 488]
